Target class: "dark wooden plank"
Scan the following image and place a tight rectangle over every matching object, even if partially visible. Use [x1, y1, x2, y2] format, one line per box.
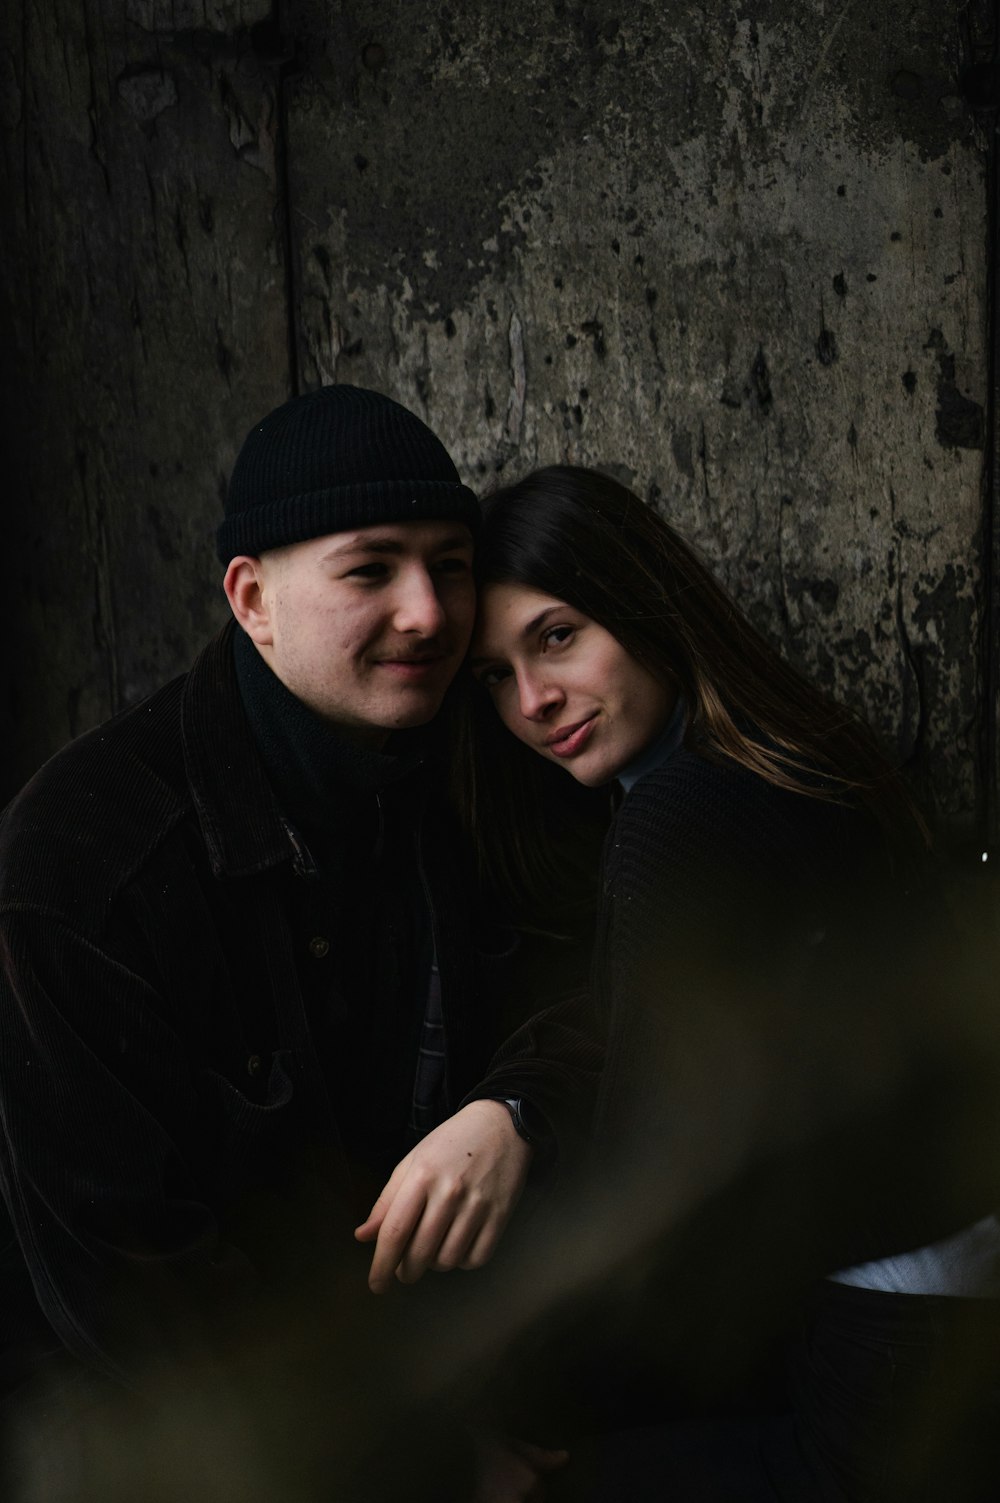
[1, 0, 290, 797]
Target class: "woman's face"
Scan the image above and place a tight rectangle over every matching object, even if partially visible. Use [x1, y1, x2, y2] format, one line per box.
[471, 582, 677, 787]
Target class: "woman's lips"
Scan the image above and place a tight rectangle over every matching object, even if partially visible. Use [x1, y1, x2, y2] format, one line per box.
[546, 713, 597, 758]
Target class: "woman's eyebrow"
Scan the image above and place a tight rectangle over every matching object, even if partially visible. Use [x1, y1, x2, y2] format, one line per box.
[521, 605, 562, 637]
[468, 606, 564, 667]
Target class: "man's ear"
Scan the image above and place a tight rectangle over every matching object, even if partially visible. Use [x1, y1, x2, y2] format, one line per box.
[223, 556, 273, 646]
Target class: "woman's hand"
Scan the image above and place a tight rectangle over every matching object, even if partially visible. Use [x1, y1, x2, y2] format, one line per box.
[354, 1100, 533, 1292]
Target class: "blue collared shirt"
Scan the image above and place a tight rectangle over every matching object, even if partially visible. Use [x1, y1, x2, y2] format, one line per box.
[617, 695, 688, 794]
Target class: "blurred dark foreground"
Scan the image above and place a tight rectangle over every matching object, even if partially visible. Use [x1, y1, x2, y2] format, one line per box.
[5, 857, 1000, 1503]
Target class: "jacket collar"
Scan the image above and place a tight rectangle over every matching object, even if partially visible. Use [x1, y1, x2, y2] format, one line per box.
[181, 621, 296, 878]
[180, 622, 438, 878]
[231, 623, 428, 839]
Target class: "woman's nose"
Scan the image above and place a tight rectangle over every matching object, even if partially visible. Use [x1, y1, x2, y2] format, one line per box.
[518, 671, 563, 720]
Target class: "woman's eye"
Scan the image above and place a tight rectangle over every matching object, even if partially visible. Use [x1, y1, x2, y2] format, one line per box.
[478, 666, 511, 690]
[543, 625, 574, 647]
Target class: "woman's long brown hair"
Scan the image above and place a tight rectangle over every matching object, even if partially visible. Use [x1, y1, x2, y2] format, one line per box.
[455, 465, 928, 917]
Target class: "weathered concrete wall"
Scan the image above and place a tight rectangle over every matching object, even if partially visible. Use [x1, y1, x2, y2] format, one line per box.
[288, 0, 989, 828]
[2, 0, 991, 829]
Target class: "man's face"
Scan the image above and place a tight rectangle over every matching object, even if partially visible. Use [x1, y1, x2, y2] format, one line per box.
[251, 520, 475, 742]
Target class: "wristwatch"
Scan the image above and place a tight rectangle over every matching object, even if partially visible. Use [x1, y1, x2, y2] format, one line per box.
[495, 1096, 550, 1147]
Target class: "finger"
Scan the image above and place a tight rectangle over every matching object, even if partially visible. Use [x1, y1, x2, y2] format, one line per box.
[353, 1219, 379, 1244]
[395, 1192, 472, 1283]
[354, 1155, 412, 1241]
[367, 1185, 428, 1292]
[459, 1210, 508, 1271]
[429, 1200, 491, 1273]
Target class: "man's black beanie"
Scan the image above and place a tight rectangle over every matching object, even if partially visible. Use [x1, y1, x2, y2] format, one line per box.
[216, 384, 480, 563]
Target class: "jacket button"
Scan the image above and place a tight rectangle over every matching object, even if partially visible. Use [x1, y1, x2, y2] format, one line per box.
[309, 936, 330, 959]
[247, 1054, 263, 1078]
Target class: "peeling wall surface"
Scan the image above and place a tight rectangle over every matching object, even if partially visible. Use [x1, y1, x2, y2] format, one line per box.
[1, 0, 992, 829]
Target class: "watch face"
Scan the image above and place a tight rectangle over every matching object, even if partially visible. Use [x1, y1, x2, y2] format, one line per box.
[530, 1102, 551, 1144]
[515, 1097, 550, 1146]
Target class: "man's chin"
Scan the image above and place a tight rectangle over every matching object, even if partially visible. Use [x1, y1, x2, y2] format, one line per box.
[386, 700, 447, 731]
[372, 685, 454, 733]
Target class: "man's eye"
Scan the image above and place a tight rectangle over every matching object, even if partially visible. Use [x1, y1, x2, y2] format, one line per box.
[434, 556, 471, 575]
[346, 562, 388, 580]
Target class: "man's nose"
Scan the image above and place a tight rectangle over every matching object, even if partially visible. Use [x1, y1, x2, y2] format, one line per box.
[518, 670, 563, 721]
[393, 569, 448, 636]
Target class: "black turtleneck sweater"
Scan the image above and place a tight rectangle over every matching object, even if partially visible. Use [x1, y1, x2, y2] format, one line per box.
[233, 628, 436, 1191]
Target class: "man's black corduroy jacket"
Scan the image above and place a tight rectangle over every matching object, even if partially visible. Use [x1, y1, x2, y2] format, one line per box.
[0, 624, 592, 1391]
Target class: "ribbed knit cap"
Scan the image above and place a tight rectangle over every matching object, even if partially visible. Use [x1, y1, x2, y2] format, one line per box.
[216, 384, 480, 562]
